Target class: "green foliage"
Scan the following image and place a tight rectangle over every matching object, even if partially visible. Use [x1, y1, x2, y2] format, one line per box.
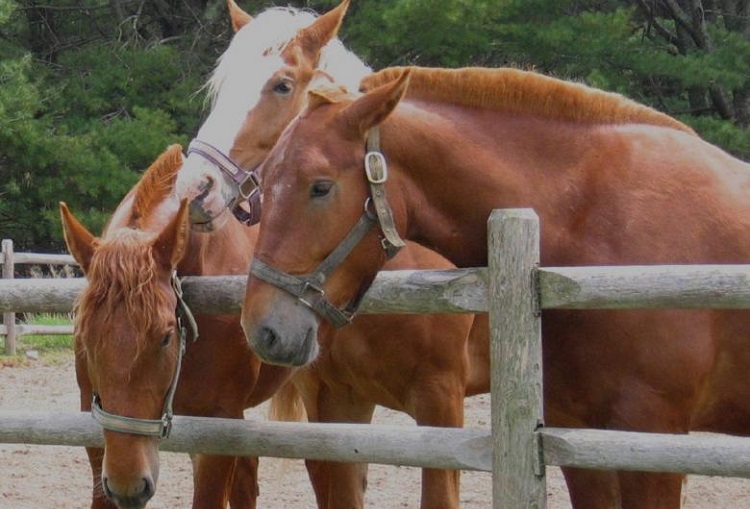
[1, 0, 748, 254]
[0, 4, 207, 250]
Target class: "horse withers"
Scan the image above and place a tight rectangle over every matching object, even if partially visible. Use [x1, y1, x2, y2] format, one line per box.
[240, 66, 750, 508]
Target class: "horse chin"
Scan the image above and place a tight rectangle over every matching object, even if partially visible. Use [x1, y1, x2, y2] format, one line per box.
[188, 204, 230, 232]
[242, 298, 320, 367]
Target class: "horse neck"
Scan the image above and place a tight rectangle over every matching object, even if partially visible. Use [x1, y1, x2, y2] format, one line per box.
[179, 219, 257, 277]
[383, 103, 585, 267]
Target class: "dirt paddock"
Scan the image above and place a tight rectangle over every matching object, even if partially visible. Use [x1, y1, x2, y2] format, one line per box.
[1, 355, 749, 508]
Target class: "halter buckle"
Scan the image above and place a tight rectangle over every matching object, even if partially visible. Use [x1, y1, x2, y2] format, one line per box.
[238, 172, 261, 200]
[364, 152, 388, 184]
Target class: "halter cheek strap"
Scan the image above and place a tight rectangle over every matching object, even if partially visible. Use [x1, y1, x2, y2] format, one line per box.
[248, 127, 405, 328]
[365, 127, 405, 257]
[250, 210, 378, 328]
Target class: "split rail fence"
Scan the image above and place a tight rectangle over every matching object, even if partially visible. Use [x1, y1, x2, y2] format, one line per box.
[1, 239, 76, 356]
[3, 209, 750, 507]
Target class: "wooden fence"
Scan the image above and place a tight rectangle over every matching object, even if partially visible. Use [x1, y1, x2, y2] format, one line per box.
[3, 209, 750, 507]
[1, 239, 76, 356]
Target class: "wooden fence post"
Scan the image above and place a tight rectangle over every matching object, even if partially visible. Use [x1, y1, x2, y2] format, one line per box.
[488, 209, 545, 508]
[2, 239, 16, 356]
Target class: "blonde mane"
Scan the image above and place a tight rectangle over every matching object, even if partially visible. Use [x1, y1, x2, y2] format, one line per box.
[361, 67, 695, 134]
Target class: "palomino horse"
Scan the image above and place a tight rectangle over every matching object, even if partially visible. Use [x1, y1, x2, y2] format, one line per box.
[60, 145, 293, 509]
[176, 1, 488, 507]
[240, 67, 750, 508]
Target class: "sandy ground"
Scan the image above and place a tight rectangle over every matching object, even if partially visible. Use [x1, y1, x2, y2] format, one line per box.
[1, 355, 749, 508]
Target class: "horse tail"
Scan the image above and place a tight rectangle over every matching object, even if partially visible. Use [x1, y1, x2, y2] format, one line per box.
[269, 379, 307, 422]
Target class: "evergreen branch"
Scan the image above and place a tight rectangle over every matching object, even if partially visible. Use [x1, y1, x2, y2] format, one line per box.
[636, 0, 679, 45]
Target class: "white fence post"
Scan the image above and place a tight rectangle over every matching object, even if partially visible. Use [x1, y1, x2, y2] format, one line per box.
[2, 239, 16, 356]
[489, 209, 545, 508]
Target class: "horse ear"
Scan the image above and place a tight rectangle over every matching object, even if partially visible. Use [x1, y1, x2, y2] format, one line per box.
[342, 69, 411, 136]
[152, 198, 190, 271]
[227, 0, 252, 32]
[59, 202, 98, 274]
[293, 0, 350, 65]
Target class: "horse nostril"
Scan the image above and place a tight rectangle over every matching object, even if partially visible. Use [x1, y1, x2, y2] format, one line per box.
[141, 476, 155, 500]
[198, 175, 215, 193]
[305, 326, 316, 345]
[102, 477, 113, 498]
[259, 326, 279, 347]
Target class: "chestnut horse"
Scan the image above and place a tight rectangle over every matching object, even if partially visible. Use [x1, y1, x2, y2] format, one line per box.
[60, 145, 293, 509]
[176, 1, 488, 508]
[240, 67, 750, 509]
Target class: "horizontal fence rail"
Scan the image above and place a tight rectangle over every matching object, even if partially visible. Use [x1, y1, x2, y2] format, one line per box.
[5, 265, 750, 314]
[0, 324, 73, 337]
[1, 241, 77, 355]
[3, 412, 750, 479]
[0, 411, 491, 472]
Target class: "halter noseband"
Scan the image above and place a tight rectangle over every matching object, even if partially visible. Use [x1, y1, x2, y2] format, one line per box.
[187, 140, 262, 227]
[91, 273, 199, 439]
[249, 128, 405, 328]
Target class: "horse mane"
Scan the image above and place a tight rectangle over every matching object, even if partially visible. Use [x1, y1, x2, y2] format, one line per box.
[360, 66, 695, 134]
[74, 228, 170, 355]
[204, 6, 370, 107]
[130, 144, 183, 228]
[76, 144, 183, 354]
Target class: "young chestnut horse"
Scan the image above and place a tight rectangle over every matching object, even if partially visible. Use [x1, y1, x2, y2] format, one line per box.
[61, 145, 297, 509]
[177, 2, 488, 508]
[240, 67, 750, 508]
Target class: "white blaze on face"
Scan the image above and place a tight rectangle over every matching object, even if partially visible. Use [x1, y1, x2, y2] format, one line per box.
[174, 6, 371, 225]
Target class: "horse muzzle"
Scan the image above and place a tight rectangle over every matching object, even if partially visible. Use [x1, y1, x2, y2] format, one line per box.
[102, 474, 155, 509]
[241, 293, 320, 366]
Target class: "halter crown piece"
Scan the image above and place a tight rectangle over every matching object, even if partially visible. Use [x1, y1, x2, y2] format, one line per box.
[91, 273, 199, 439]
[249, 127, 405, 328]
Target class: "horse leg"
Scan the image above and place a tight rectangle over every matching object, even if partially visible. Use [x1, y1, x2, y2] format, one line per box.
[619, 471, 685, 509]
[85, 446, 119, 509]
[227, 456, 260, 509]
[303, 382, 376, 509]
[190, 454, 243, 508]
[562, 467, 620, 509]
[412, 380, 465, 509]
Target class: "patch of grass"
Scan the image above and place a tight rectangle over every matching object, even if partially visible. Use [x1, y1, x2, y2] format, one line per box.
[0, 313, 75, 365]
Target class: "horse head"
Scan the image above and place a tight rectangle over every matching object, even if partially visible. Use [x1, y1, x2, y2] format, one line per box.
[175, 0, 368, 231]
[241, 71, 412, 366]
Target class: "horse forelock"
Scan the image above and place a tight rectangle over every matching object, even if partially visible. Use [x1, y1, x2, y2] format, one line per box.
[131, 145, 183, 228]
[361, 66, 695, 134]
[75, 229, 171, 356]
[205, 7, 370, 107]
[205, 8, 318, 107]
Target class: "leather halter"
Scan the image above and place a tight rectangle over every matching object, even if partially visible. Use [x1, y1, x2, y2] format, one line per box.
[249, 128, 405, 328]
[91, 273, 199, 439]
[186, 140, 262, 227]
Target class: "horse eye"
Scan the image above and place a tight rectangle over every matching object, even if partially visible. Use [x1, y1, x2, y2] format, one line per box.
[273, 80, 293, 95]
[161, 330, 173, 347]
[310, 181, 333, 198]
